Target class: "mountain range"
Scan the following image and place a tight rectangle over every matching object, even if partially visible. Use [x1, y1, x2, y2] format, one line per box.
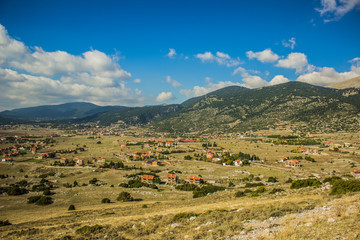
[1, 79, 360, 133]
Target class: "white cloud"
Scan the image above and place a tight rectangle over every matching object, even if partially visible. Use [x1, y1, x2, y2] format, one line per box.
[316, 0, 360, 22]
[349, 57, 360, 66]
[167, 48, 177, 58]
[180, 81, 244, 98]
[205, 77, 212, 83]
[276, 52, 313, 73]
[282, 37, 296, 49]
[296, 65, 360, 86]
[246, 49, 279, 63]
[133, 78, 141, 83]
[269, 75, 290, 86]
[195, 51, 215, 62]
[0, 68, 144, 111]
[195, 51, 241, 67]
[155, 92, 175, 102]
[0, 24, 143, 110]
[166, 76, 182, 88]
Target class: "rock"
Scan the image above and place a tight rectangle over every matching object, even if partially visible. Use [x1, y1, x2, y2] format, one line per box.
[171, 223, 180, 228]
[328, 218, 336, 223]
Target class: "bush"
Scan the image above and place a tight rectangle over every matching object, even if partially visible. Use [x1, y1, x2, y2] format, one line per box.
[269, 188, 284, 194]
[254, 186, 266, 193]
[235, 191, 245, 197]
[290, 179, 322, 189]
[43, 189, 52, 195]
[305, 156, 316, 162]
[323, 176, 342, 184]
[89, 178, 98, 185]
[244, 189, 253, 193]
[35, 196, 53, 205]
[142, 204, 148, 208]
[117, 192, 133, 202]
[193, 184, 225, 198]
[0, 220, 11, 226]
[101, 198, 111, 203]
[6, 186, 28, 196]
[245, 182, 264, 188]
[68, 204, 75, 210]
[28, 196, 42, 204]
[267, 177, 278, 183]
[330, 179, 360, 195]
[285, 178, 293, 183]
[250, 192, 259, 197]
[76, 225, 103, 235]
[175, 183, 199, 191]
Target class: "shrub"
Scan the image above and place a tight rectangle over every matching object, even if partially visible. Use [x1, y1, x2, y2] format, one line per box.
[305, 156, 316, 162]
[0, 220, 11, 226]
[285, 178, 293, 183]
[28, 196, 42, 204]
[254, 186, 266, 193]
[269, 188, 285, 194]
[76, 225, 103, 235]
[175, 183, 199, 191]
[244, 189, 253, 193]
[250, 192, 259, 197]
[245, 182, 264, 188]
[35, 196, 53, 205]
[235, 191, 245, 197]
[117, 192, 133, 202]
[142, 204, 148, 208]
[330, 179, 360, 195]
[6, 186, 28, 196]
[253, 177, 261, 181]
[267, 177, 278, 183]
[43, 189, 52, 195]
[68, 204, 75, 210]
[290, 179, 322, 189]
[323, 176, 342, 184]
[193, 184, 225, 198]
[101, 198, 111, 203]
[89, 178, 98, 185]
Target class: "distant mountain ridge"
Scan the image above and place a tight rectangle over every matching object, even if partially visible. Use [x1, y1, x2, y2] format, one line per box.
[327, 76, 360, 89]
[1, 82, 359, 133]
[0, 102, 123, 121]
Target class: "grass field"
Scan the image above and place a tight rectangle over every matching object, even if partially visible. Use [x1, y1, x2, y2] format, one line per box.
[0, 127, 359, 239]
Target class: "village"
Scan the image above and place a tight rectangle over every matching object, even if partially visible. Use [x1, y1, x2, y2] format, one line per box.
[0, 125, 360, 239]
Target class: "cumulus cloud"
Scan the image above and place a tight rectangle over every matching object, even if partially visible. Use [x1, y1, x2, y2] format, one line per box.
[269, 75, 290, 86]
[155, 92, 175, 102]
[296, 65, 360, 86]
[246, 49, 279, 63]
[133, 78, 141, 83]
[180, 81, 243, 98]
[167, 48, 177, 58]
[0, 24, 143, 110]
[282, 37, 296, 49]
[166, 76, 182, 88]
[316, 0, 360, 22]
[195, 51, 241, 67]
[276, 52, 314, 73]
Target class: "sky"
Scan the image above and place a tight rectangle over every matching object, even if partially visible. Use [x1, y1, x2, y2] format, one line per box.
[0, 0, 360, 111]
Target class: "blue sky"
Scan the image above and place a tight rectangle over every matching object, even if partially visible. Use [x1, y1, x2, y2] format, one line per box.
[0, 0, 359, 110]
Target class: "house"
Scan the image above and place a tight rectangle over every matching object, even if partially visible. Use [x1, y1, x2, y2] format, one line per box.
[144, 143, 150, 148]
[188, 175, 203, 185]
[31, 148, 37, 154]
[60, 157, 68, 164]
[74, 157, 84, 166]
[165, 142, 174, 147]
[2, 157, 13, 162]
[206, 150, 215, 159]
[121, 144, 127, 148]
[141, 175, 155, 184]
[285, 159, 300, 167]
[132, 154, 140, 160]
[234, 160, 243, 166]
[167, 174, 178, 184]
